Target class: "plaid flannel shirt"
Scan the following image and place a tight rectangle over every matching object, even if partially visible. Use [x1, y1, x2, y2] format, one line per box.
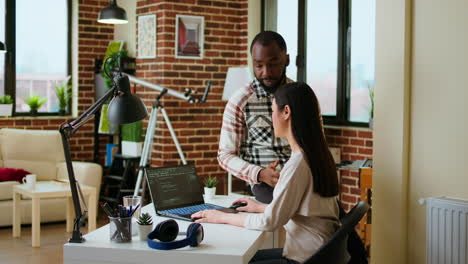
[218, 78, 291, 184]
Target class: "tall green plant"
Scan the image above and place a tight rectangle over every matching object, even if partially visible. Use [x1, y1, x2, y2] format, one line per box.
[102, 50, 128, 89]
[55, 77, 72, 111]
[121, 121, 143, 142]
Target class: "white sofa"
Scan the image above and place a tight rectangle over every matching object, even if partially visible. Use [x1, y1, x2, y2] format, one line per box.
[0, 128, 102, 227]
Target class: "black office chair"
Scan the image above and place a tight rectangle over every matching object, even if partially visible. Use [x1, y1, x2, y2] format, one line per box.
[303, 201, 370, 264]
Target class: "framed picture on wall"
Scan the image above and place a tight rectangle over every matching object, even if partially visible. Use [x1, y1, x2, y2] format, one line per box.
[175, 15, 204, 59]
[138, 14, 157, 59]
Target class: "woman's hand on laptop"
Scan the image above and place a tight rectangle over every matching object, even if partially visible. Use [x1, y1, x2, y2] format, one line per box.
[231, 197, 266, 213]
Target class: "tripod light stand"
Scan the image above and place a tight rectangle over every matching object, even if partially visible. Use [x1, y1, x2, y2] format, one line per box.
[59, 63, 148, 243]
[123, 73, 211, 197]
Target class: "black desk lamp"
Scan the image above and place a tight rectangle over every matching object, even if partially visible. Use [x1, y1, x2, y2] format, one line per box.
[59, 62, 148, 243]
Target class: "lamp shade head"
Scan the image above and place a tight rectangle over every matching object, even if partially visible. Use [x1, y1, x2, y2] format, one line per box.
[222, 67, 252, 101]
[107, 74, 148, 124]
[0, 41, 6, 53]
[98, 0, 128, 24]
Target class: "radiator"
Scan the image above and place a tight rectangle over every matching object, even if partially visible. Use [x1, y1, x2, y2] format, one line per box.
[422, 197, 468, 264]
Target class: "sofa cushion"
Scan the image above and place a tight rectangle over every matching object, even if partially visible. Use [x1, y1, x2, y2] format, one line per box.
[0, 132, 3, 167]
[0, 129, 64, 181]
[0, 181, 19, 200]
[0, 168, 31, 182]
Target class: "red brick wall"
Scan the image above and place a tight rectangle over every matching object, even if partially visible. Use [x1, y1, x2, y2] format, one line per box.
[134, 0, 248, 193]
[325, 127, 373, 211]
[0, 1, 374, 201]
[0, 0, 113, 161]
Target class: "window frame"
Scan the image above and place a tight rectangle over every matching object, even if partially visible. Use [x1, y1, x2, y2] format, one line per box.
[3, 0, 72, 117]
[262, 0, 371, 128]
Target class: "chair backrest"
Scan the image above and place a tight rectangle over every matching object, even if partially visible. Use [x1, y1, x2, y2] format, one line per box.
[303, 201, 370, 264]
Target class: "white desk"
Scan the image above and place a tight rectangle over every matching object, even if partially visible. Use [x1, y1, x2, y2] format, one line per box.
[64, 194, 275, 264]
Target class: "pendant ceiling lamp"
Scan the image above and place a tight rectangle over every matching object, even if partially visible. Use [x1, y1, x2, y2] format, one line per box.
[98, 0, 128, 24]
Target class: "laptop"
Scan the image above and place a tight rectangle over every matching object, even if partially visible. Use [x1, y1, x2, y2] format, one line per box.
[145, 164, 236, 221]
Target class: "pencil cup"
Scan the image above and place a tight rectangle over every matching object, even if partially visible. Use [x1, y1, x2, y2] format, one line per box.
[109, 216, 132, 243]
[123, 195, 142, 218]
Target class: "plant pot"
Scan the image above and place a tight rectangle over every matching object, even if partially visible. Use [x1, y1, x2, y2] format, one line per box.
[138, 224, 153, 241]
[204, 187, 216, 199]
[59, 109, 67, 116]
[122, 141, 143, 157]
[0, 104, 13, 117]
[30, 109, 38, 116]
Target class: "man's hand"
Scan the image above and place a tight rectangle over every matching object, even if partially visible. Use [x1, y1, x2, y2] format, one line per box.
[258, 160, 280, 187]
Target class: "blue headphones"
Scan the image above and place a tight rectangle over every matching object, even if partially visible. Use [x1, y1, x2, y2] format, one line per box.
[147, 219, 204, 250]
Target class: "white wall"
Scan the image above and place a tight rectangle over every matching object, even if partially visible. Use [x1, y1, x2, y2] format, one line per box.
[373, 0, 468, 263]
[114, 0, 137, 57]
[371, 0, 412, 262]
[408, 0, 468, 263]
[248, 0, 261, 69]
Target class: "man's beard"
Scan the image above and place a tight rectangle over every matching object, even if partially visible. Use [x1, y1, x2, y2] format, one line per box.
[256, 69, 287, 94]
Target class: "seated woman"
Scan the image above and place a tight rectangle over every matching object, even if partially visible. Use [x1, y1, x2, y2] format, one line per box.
[192, 82, 340, 264]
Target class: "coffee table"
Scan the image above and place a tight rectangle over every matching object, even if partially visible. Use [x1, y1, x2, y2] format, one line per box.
[12, 181, 97, 247]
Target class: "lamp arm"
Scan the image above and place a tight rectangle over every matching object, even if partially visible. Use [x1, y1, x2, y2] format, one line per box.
[59, 85, 116, 243]
[65, 87, 116, 135]
[124, 73, 211, 103]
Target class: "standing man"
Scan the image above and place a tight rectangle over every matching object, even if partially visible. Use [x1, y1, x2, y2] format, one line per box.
[218, 31, 292, 204]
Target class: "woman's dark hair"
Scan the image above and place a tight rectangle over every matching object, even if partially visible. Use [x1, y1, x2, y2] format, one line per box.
[274, 82, 339, 197]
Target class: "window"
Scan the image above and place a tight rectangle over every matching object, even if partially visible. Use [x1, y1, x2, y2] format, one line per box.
[1, 0, 71, 116]
[263, 0, 375, 127]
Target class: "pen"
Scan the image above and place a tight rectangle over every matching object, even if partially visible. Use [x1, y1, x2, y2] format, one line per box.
[130, 204, 140, 217]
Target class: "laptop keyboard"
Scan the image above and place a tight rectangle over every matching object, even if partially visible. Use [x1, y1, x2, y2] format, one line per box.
[161, 204, 224, 215]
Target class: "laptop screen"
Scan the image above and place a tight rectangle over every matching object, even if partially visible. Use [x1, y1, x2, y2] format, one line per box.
[145, 164, 204, 211]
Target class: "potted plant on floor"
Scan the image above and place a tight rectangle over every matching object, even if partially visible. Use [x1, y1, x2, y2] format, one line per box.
[204, 176, 218, 199]
[25, 95, 46, 116]
[54, 77, 72, 115]
[0, 95, 13, 117]
[137, 212, 153, 241]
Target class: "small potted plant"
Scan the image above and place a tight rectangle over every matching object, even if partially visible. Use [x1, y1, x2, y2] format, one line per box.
[25, 95, 47, 116]
[137, 212, 153, 241]
[0, 95, 13, 117]
[54, 77, 72, 115]
[204, 176, 218, 199]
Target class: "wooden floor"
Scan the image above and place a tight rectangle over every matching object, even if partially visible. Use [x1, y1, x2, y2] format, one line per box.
[0, 216, 107, 264]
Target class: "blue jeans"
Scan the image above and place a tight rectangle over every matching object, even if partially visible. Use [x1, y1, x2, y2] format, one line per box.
[249, 248, 300, 264]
